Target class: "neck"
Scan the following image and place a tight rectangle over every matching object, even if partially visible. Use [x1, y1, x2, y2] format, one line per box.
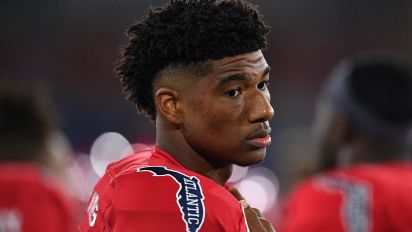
[156, 119, 233, 186]
[338, 137, 406, 167]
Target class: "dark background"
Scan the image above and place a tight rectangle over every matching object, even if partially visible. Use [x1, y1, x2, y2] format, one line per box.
[2, 0, 412, 194]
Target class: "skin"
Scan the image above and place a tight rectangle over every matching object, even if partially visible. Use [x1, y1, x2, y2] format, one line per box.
[155, 50, 274, 186]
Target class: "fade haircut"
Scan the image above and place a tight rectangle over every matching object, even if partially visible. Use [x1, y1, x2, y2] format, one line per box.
[116, 0, 270, 120]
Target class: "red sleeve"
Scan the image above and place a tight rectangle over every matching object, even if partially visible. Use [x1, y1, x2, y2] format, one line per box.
[24, 187, 77, 232]
[80, 171, 188, 231]
[385, 185, 412, 232]
[80, 169, 250, 232]
[280, 179, 345, 232]
[0, 181, 77, 232]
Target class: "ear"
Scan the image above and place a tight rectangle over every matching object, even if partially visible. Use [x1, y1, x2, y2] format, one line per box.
[155, 87, 182, 124]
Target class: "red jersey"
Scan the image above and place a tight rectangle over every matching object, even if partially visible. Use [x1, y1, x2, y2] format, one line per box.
[79, 146, 248, 232]
[281, 162, 412, 232]
[0, 162, 77, 232]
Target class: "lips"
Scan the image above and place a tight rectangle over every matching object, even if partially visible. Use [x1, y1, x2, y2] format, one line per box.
[246, 129, 272, 148]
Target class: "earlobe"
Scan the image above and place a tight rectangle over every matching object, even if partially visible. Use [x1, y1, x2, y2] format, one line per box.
[155, 87, 182, 124]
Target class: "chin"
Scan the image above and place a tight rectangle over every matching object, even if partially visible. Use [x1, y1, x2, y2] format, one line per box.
[236, 149, 266, 166]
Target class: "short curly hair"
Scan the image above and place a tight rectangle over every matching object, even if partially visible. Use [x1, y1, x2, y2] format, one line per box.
[115, 0, 270, 120]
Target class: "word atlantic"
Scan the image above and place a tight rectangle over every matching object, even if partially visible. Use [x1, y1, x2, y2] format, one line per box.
[139, 166, 205, 232]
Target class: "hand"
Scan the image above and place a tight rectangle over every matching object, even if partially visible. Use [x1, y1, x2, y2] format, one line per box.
[228, 187, 276, 232]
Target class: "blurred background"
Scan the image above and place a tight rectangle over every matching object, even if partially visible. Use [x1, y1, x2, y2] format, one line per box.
[2, 0, 412, 222]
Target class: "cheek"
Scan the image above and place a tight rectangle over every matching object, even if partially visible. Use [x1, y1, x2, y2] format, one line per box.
[185, 99, 241, 140]
[188, 107, 226, 135]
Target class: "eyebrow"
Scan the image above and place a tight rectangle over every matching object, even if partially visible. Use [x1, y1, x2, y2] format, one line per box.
[218, 74, 251, 86]
[218, 66, 271, 86]
[262, 66, 271, 77]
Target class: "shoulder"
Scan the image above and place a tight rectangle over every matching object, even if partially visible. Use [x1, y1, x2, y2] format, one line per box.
[0, 163, 71, 204]
[112, 165, 242, 215]
[281, 172, 358, 232]
[282, 164, 412, 232]
[285, 168, 376, 208]
[82, 164, 245, 231]
[0, 164, 76, 231]
[316, 163, 412, 197]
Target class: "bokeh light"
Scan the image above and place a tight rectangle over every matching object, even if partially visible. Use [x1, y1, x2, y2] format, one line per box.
[234, 167, 280, 213]
[228, 165, 249, 183]
[90, 132, 131, 177]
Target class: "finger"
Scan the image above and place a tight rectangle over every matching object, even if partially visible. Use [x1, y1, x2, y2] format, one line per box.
[251, 207, 276, 232]
[243, 206, 265, 230]
[260, 218, 276, 232]
[240, 200, 249, 209]
[228, 186, 245, 201]
[251, 208, 263, 218]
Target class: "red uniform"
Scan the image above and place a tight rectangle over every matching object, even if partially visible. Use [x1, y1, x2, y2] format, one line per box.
[281, 162, 412, 232]
[79, 146, 248, 232]
[0, 163, 77, 232]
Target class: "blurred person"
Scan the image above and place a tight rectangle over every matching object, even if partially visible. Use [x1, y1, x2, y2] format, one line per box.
[0, 81, 77, 232]
[79, 0, 275, 231]
[281, 51, 412, 232]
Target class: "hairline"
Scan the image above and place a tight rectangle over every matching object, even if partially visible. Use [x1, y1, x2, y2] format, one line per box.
[153, 60, 214, 88]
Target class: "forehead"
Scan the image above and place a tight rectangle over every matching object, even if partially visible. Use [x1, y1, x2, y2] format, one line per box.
[156, 51, 268, 92]
[210, 50, 268, 75]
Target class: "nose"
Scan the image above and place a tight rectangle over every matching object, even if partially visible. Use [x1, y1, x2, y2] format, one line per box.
[247, 91, 274, 123]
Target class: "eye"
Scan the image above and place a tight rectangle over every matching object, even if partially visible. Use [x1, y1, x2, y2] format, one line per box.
[257, 81, 270, 90]
[225, 88, 241, 97]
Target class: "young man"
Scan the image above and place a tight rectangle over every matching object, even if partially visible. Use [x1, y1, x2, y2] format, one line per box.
[80, 0, 275, 231]
[281, 51, 412, 232]
[0, 82, 77, 231]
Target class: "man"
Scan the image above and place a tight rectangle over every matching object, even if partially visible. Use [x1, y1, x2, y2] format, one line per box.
[80, 0, 275, 231]
[0, 82, 77, 231]
[281, 51, 412, 232]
